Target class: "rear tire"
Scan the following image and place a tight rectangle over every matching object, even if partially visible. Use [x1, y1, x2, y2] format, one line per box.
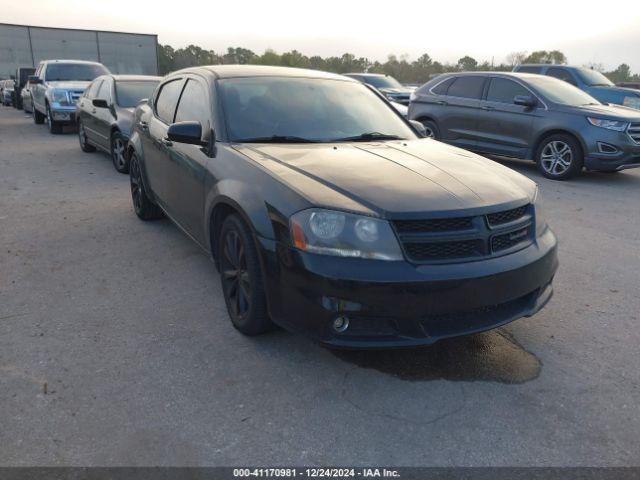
[78, 120, 96, 152]
[46, 105, 62, 134]
[536, 134, 583, 180]
[129, 152, 164, 221]
[111, 132, 129, 174]
[420, 119, 440, 140]
[219, 214, 273, 336]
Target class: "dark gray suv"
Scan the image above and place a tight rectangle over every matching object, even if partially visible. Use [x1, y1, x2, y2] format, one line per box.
[409, 72, 640, 179]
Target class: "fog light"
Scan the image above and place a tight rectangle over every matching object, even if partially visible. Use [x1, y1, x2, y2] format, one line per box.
[332, 316, 350, 333]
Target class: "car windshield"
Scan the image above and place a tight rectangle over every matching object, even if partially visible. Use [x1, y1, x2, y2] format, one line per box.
[219, 77, 416, 143]
[361, 75, 403, 89]
[45, 63, 109, 82]
[115, 80, 159, 108]
[576, 68, 614, 87]
[527, 76, 601, 106]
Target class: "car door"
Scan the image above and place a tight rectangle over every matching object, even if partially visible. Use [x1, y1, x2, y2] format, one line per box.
[474, 77, 537, 158]
[92, 78, 115, 149]
[438, 75, 486, 151]
[143, 77, 185, 207]
[162, 76, 212, 243]
[77, 79, 102, 143]
[32, 63, 45, 112]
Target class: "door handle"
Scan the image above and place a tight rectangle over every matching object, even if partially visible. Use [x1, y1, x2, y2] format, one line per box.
[161, 137, 173, 147]
[91, 109, 96, 114]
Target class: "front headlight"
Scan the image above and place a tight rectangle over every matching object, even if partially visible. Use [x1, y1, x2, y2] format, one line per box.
[51, 89, 71, 106]
[587, 117, 629, 131]
[290, 208, 403, 261]
[532, 186, 547, 236]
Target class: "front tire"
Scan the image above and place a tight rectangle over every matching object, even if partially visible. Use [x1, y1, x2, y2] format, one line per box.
[78, 120, 96, 152]
[32, 101, 45, 124]
[46, 105, 62, 134]
[219, 214, 273, 336]
[111, 132, 129, 174]
[536, 134, 583, 180]
[129, 152, 163, 220]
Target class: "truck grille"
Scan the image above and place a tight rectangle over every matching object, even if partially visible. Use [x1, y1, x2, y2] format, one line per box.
[69, 90, 84, 104]
[392, 204, 533, 264]
[628, 123, 640, 144]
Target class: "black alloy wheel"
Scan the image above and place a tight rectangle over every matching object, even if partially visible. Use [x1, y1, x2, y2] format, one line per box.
[111, 132, 129, 173]
[129, 152, 163, 220]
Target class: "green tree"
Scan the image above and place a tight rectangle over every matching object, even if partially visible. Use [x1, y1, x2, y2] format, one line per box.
[523, 50, 567, 64]
[457, 55, 478, 71]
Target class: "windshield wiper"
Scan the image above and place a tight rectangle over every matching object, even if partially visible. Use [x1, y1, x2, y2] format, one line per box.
[332, 132, 405, 142]
[234, 135, 315, 143]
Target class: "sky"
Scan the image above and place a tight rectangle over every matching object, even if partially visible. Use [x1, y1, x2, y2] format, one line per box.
[2, 0, 640, 72]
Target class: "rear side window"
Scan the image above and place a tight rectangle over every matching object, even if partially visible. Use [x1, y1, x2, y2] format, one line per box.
[96, 80, 111, 101]
[486, 78, 530, 104]
[175, 79, 210, 127]
[431, 77, 455, 95]
[517, 66, 542, 74]
[446, 76, 485, 99]
[546, 67, 576, 86]
[155, 79, 184, 124]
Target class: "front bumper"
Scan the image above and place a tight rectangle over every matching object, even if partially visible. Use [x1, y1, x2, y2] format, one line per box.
[49, 105, 76, 124]
[260, 228, 558, 348]
[583, 128, 640, 171]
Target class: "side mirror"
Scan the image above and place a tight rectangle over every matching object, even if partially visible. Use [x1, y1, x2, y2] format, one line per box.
[93, 98, 109, 108]
[28, 75, 41, 85]
[167, 121, 205, 146]
[514, 95, 537, 108]
[409, 119, 427, 138]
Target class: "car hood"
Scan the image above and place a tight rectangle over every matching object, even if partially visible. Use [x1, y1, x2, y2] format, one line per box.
[45, 80, 91, 90]
[566, 103, 640, 121]
[589, 85, 640, 97]
[236, 140, 536, 217]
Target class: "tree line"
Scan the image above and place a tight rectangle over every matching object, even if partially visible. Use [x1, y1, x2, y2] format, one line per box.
[157, 45, 640, 85]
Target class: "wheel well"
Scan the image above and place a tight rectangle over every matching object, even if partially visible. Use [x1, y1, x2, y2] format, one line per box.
[414, 115, 437, 125]
[531, 130, 585, 161]
[209, 203, 240, 265]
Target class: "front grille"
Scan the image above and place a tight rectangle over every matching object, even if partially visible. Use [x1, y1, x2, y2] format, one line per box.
[393, 204, 533, 263]
[628, 123, 640, 144]
[491, 226, 531, 253]
[404, 240, 482, 261]
[393, 217, 473, 233]
[69, 91, 83, 103]
[487, 205, 528, 227]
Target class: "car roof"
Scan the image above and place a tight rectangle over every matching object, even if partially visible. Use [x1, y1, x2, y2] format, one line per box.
[436, 71, 546, 81]
[109, 74, 162, 82]
[344, 73, 390, 78]
[171, 64, 356, 82]
[42, 59, 105, 65]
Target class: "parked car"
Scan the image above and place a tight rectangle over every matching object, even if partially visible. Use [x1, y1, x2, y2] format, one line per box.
[21, 81, 34, 113]
[2, 79, 15, 106]
[514, 64, 640, 110]
[344, 73, 414, 105]
[77, 74, 161, 173]
[127, 65, 557, 347]
[409, 72, 640, 179]
[29, 59, 110, 134]
[13, 67, 35, 110]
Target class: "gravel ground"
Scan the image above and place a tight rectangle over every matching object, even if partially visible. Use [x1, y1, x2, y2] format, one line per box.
[0, 106, 639, 466]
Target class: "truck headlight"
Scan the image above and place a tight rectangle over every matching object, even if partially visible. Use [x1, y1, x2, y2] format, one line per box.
[51, 89, 71, 106]
[587, 117, 628, 132]
[290, 208, 403, 260]
[532, 186, 547, 236]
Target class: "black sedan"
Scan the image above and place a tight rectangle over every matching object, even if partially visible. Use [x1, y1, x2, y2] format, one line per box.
[77, 74, 160, 173]
[127, 65, 558, 348]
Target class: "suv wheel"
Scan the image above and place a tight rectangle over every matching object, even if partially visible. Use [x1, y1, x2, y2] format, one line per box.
[421, 119, 439, 139]
[46, 105, 63, 134]
[536, 134, 583, 180]
[78, 120, 96, 152]
[219, 214, 273, 335]
[111, 132, 129, 174]
[32, 101, 45, 124]
[129, 152, 164, 220]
